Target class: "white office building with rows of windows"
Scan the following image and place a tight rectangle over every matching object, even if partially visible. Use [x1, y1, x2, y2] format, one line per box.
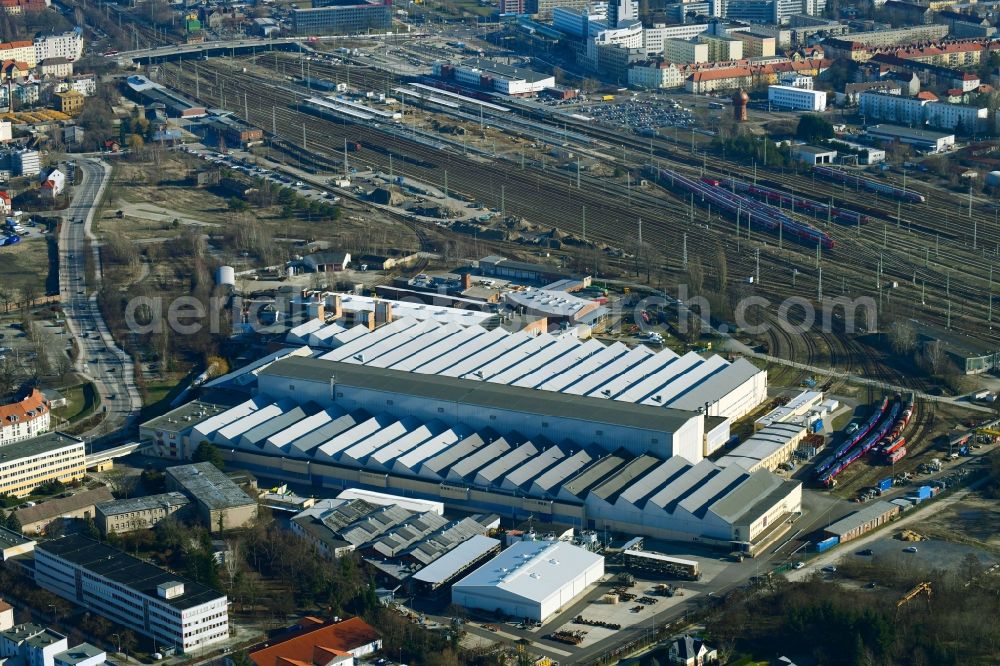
[34, 535, 229, 654]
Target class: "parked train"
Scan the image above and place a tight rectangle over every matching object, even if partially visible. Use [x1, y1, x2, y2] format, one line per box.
[813, 166, 926, 204]
[885, 446, 907, 464]
[820, 399, 903, 486]
[718, 178, 870, 226]
[645, 167, 835, 250]
[877, 392, 915, 462]
[814, 396, 890, 475]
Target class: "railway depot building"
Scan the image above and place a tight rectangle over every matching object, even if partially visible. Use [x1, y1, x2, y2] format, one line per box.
[142, 322, 800, 554]
[34, 535, 229, 654]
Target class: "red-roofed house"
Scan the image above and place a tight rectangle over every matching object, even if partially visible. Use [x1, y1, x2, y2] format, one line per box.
[0, 191, 10, 215]
[685, 66, 752, 93]
[250, 618, 382, 666]
[916, 91, 939, 101]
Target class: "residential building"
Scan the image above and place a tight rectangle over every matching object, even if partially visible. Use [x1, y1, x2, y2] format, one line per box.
[779, 72, 812, 89]
[628, 59, 685, 89]
[34, 535, 230, 654]
[664, 37, 709, 64]
[498, 0, 525, 14]
[95, 492, 191, 535]
[840, 80, 902, 106]
[290, 1, 392, 35]
[41, 169, 65, 196]
[13, 488, 113, 535]
[0, 389, 51, 445]
[0, 0, 48, 15]
[935, 10, 996, 39]
[685, 66, 752, 93]
[668, 635, 718, 665]
[859, 90, 928, 126]
[38, 57, 71, 78]
[13, 149, 39, 177]
[768, 85, 826, 110]
[596, 45, 645, 84]
[33, 31, 84, 64]
[923, 100, 987, 132]
[165, 462, 257, 532]
[0, 601, 10, 630]
[249, 617, 381, 666]
[884, 0, 933, 25]
[700, 34, 743, 60]
[0, 40, 35, 67]
[0, 624, 68, 666]
[731, 31, 775, 57]
[0, 432, 84, 500]
[642, 24, 711, 53]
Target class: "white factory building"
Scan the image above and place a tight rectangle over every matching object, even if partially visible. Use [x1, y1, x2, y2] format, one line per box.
[142, 346, 799, 554]
[451, 540, 604, 621]
[286, 317, 767, 437]
[768, 85, 826, 111]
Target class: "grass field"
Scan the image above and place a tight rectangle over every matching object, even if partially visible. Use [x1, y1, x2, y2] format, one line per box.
[52, 382, 100, 425]
[0, 236, 52, 297]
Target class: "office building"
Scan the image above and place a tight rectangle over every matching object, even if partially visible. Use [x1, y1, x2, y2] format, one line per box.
[290, 0, 391, 36]
[768, 84, 826, 110]
[95, 492, 191, 535]
[34, 535, 229, 654]
[0, 433, 84, 499]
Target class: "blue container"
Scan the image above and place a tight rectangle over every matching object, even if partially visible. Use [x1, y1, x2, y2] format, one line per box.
[916, 486, 932, 500]
[816, 536, 839, 553]
[877, 477, 893, 493]
[812, 419, 824, 433]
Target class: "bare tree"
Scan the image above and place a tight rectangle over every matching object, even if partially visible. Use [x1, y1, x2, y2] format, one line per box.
[888, 319, 917, 355]
[103, 468, 140, 499]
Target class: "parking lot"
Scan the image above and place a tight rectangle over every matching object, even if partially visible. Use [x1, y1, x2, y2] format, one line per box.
[579, 99, 695, 133]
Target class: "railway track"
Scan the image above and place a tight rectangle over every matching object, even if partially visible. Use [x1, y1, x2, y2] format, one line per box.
[156, 56, 998, 357]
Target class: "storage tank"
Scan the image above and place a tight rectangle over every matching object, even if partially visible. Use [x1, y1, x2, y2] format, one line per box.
[215, 265, 236, 287]
[987, 171, 1000, 187]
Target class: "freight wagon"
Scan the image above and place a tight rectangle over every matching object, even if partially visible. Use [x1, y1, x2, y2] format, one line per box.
[813, 166, 926, 204]
[647, 167, 835, 250]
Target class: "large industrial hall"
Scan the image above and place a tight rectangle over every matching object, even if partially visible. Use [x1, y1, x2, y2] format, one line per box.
[142, 312, 800, 555]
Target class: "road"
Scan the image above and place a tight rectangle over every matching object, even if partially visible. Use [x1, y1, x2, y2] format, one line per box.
[58, 159, 142, 440]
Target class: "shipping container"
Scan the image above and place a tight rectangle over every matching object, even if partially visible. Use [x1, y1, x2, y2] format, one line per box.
[916, 486, 932, 500]
[877, 477, 893, 493]
[812, 419, 824, 433]
[816, 536, 839, 553]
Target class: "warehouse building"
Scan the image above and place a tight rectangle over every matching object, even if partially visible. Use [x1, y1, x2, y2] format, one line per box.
[451, 540, 604, 622]
[0, 433, 85, 499]
[95, 492, 191, 535]
[823, 500, 899, 542]
[865, 124, 955, 153]
[411, 534, 502, 596]
[13, 487, 113, 536]
[34, 535, 229, 654]
[717, 422, 807, 473]
[443, 59, 555, 95]
[166, 462, 257, 532]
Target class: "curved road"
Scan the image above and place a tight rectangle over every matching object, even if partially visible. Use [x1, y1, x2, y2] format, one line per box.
[58, 158, 142, 440]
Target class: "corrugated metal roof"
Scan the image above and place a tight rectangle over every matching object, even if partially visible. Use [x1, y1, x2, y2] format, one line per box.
[589, 455, 662, 502]
[667, 358, 761, 411]
[475, 441, 540, 486]
[264, 408, 335, 452]
[501, 443, 568, 490]
[823, 500, 898, 537]
[412, 534, 500, 585]
[617, 457, 691, 507]
[530, 448, 596, 495]
[446, 437, 512, 481]
[646, 459, 719, 510]
[419, 432, 486, 478]
[560, 450, 631, 498]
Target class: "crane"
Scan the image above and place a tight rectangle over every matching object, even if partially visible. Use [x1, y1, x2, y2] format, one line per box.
[896, 582, 932, 614]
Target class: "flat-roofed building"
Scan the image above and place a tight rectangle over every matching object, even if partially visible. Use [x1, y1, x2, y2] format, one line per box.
[290, 0, 391, 36]
[0, 432, 84, 499]
[165, 463, 257, 532]
[0, 525, 35, 560]
[34, 535, 229, 653]
[768, 84, 826, 110]
[411, 534, 502, 595]
[95, 492, 191, 535]
[865, 123, 955, 153]
[717, 422, 807, 473]
[452, 540, 604, 622]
